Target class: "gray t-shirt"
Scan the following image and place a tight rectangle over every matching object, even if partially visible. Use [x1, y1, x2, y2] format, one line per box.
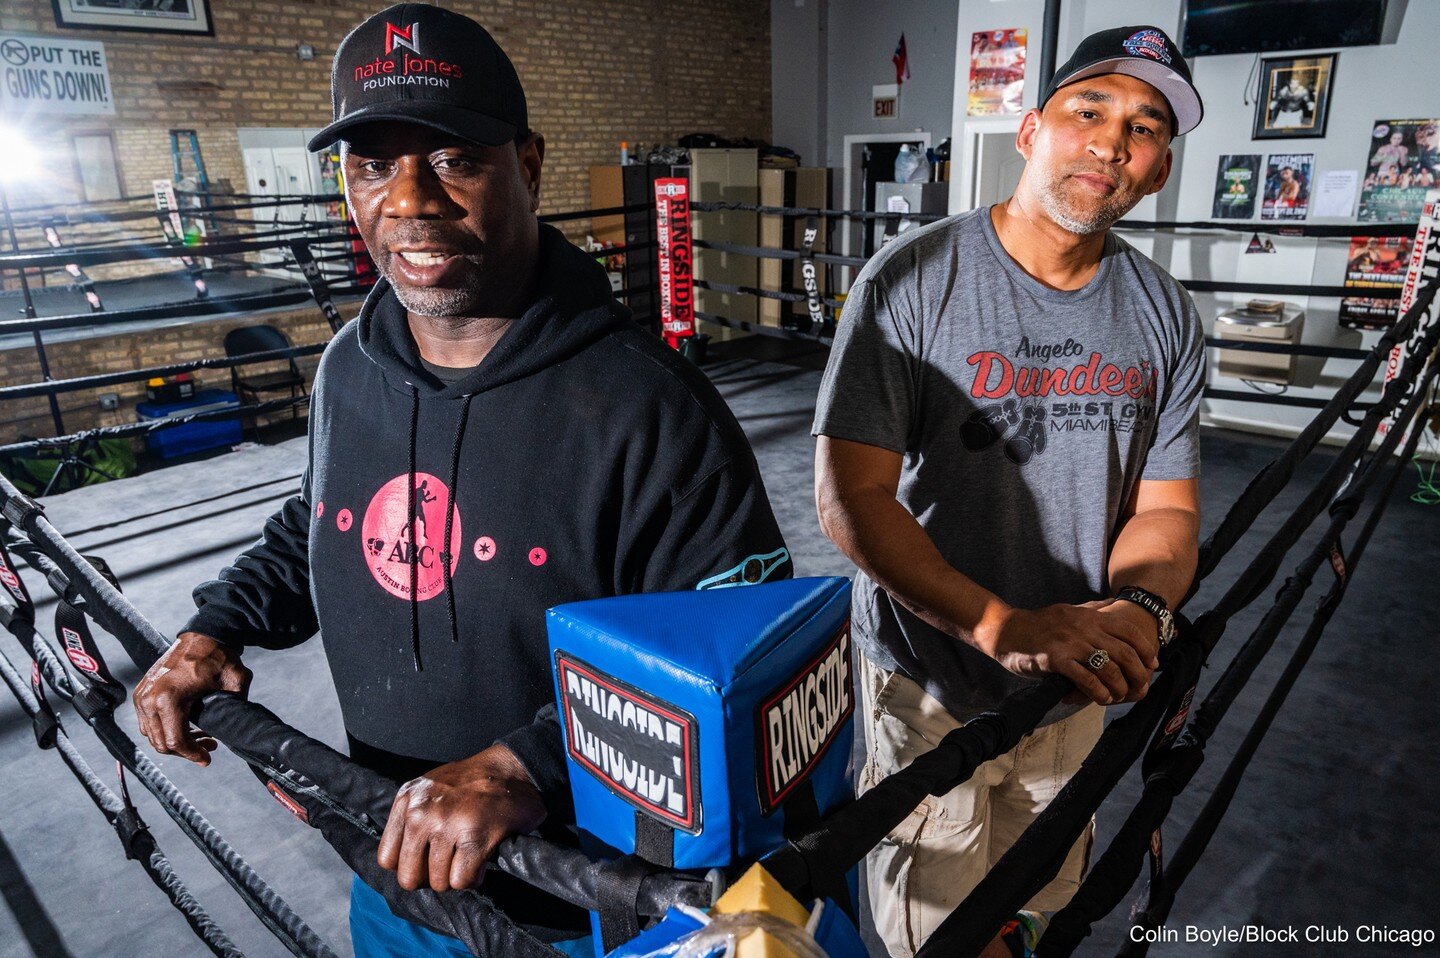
[813, 207, 1204, 725]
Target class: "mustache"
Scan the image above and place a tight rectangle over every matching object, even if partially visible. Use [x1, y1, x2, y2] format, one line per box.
[1064, 167, 1123, 189]
[382, 231, 482, 253]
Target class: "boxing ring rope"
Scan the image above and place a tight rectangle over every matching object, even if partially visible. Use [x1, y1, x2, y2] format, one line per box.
[681, 201, 1415, 364]
[0, 271, 1433, 956]
[1, 189, 1435, 955]
[0, 637, 244, 957]
[0, 396, 311, 458]
[915, 302, 1440, 956]
[0, 490, 716, 956]
[0, 344, 329, 402]
[0, 194, 655, 447]
[0, 536, 338, 958]
[1043, 403, 1437, 958]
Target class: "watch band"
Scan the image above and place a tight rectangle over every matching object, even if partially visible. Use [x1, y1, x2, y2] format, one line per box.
[1116, 586, 1176, 645]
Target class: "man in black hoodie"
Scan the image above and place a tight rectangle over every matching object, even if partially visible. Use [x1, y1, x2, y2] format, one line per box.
[133, 6, 790, 954]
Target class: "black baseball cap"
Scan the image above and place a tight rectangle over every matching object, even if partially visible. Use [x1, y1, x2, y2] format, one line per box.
[307, 3, 527, 152]
[1040, 26, 1203, 136]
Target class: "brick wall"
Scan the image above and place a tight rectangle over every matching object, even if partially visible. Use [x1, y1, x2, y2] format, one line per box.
[1, 0, 773, 219]
[0, 0, 770, 444]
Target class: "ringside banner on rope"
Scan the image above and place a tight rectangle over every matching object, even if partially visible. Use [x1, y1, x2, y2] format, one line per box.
[1381, 188, 1440, 434]
[654, 177, 696, 344]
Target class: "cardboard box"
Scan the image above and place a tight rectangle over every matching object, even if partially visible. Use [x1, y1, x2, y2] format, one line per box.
[588, 165, 626, 247]
[758, 168, 830, 327]
[691, 148, 759, 337]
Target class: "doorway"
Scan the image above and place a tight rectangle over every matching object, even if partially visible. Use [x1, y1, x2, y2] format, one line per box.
[955, 120, 1023, 215]
[238, 128, 335, 274]
[840, 131, 931, 291]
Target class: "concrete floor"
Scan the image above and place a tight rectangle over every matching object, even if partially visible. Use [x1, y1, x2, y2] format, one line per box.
[1, 356, 1436, 957]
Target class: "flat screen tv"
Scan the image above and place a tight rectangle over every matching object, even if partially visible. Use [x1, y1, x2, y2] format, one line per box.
[1182, 0, 1389, 56]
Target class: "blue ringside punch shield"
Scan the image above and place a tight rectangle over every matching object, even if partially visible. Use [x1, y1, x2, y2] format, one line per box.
[548, 577, 854, 873]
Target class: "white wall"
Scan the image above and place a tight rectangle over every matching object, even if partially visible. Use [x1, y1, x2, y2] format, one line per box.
[770, 1, 1439, 440]
[772, 0, 959, 189]
[944, 0, 1436, 442]
[771, 0, 828, 168]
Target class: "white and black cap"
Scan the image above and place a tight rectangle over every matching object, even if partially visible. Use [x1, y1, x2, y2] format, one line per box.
[1040, 25, 1203, 136]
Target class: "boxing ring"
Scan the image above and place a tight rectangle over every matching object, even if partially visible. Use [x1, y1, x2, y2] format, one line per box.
[1, 186, 1438, 956]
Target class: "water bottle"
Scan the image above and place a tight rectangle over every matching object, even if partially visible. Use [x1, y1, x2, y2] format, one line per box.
[894, 143, 920, 184]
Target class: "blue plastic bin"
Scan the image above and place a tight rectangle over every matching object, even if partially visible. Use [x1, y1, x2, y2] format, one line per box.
[136, 389, 244, 459]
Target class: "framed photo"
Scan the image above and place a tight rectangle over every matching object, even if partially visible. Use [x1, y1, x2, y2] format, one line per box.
[52, 0, 214, 36]
[1253, 53, 1336, 139]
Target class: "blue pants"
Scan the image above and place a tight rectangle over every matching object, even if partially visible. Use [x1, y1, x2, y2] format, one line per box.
[349, 875, 594, 957]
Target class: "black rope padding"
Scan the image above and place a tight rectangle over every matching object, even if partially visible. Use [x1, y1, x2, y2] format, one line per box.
[689, 200, 946, 224]
[7, 194, 347, 228]
[1181, 279, 1399, 299]
[695, 312, 834, 344]
[761, 674, 1069, 902]
[0, 639, 244, 958]
[1129, 410, 1433, 940]
[0, 287, 323, 335]
[1113, 218, 1417, 238]
[1201, 388, 1375, 411]
[685, 204, 1419, 238]
[1040, 407, 1432, 958]
[913, 306, 1440, 957]
[912, 637, 1206, 958]
[194, 693, 714, 922]
[0, 478, 713, 955]
[1196, 278, 1438, 584]
[0, 521, 337, 958]
[0, 396, 309, 457]
[0, 344, 327, 401]
[0, 231, 357, 271]
[538, 203, 647, 223]
[691, 237, 870, 269]
[693, 278, 845, 311]
[10, 195, 637, 235]
[1203, 338, 1370, 360]
[613, 283, 658, 299]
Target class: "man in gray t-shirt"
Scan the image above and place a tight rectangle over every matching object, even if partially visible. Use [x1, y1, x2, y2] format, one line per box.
[814, 25, 1205, 958]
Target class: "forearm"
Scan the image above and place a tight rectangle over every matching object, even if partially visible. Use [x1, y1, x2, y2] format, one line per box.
[1107, 507, 1199, 609]
[494, 703, 573, 820]
[184, 493, 317, 649]
[819, 486, 1010, 653]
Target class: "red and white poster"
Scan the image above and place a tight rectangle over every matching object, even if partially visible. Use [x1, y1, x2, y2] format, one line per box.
[968, 28, 1027, 117]
[1380, 188, 1440, 435]
[1340, 236, 1412, 330]
[654, 177, 696, 345]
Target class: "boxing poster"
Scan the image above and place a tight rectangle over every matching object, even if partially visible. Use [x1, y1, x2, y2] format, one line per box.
[1358, 119, 1440, 223]
[967, 28, 1026, 116]
[1260, 154, 1313, 221]
[1339, 236, 1412, 330]
[1379, 188, 1440, 436]
[1212, 154, 1261, 219]
[654, 177, 696, 343]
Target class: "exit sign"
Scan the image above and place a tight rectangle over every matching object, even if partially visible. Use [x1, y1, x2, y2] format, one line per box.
[872, 83, 898, 119]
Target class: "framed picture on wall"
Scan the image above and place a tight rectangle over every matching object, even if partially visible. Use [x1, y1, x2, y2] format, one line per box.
[52, 0, 214, 36]
[1253, 53, 1337, 140]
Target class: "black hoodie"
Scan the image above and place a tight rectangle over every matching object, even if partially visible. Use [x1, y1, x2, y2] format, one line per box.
[184, 224, 790, 935]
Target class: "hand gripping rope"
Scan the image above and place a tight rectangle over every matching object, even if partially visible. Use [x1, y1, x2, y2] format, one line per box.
[0, 483, 716, 956]
[3, 269, 1436, 955]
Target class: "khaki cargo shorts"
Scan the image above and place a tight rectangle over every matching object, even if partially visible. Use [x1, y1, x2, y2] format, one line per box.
[858, 653, 1103, 957]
